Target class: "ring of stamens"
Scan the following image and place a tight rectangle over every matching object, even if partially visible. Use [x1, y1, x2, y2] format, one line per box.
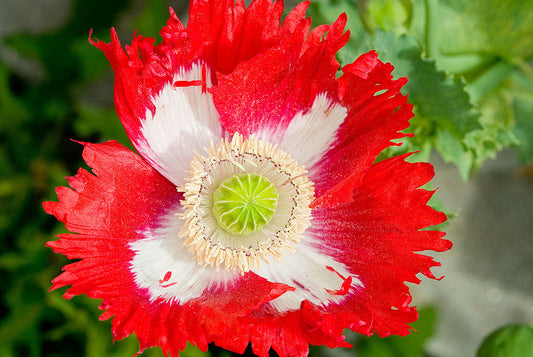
[179, 133, 314, 273]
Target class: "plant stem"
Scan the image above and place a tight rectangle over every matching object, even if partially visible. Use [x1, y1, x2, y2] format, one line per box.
[467, 61, 515, 103]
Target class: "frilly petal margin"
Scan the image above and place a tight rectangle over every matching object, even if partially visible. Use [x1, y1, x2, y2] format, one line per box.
[213, 46, 413, 208]
[311, 51, 413, 207]
[90, 0, 405, 210]
[211, 11, 349, 137]
[43, 140, 181, 300]
[311, 154, 452, 336]
[43, 141, 356, 356]
[44, 0, 454, 354]
[89, 0, 311, 161]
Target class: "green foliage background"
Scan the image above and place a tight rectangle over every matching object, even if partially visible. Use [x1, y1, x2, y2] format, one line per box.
[0, 0, 532, 356]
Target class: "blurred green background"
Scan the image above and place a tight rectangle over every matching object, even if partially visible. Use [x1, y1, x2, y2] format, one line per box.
[1, 0, 532, 356]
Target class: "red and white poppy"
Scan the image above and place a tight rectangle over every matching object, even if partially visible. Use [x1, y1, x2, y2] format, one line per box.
[44, 0, 452, 356]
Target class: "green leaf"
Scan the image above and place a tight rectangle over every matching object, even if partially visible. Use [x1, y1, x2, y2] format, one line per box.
[372, 30, 481, 179]
[477, 324, 533, 357]
[513, 98, 533, 163]
[464, 91, 519, 172]
[432, 0, 533, 62]
[359, 0, 413, 35]
[309, 3, 496, 180]
[510, 70, 533, 163]
[434, 128, 473, 180]
[374, 31, 480, 134]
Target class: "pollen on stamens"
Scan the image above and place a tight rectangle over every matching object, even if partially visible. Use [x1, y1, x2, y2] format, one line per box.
[178, 133, 314, 274]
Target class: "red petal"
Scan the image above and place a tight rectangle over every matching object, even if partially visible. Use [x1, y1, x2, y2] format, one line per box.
[311, 51, 413, 207]
[47, 1, 452, 355]
[212, 13, 349, 136]
[44, 141, 181, 297]
[311, 155, 451, 336]
[187, 0, 285, 73]
[89, 30, 159, 148]
[90, 0, 291, 155]
[198, 273, 294, 318]
[44, 141, 180, 242]
[44, 141, 306, 356]
[325, 266, 353, 296]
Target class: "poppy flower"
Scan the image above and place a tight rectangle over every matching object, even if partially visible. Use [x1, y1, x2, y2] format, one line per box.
[44, 0, 452, 356]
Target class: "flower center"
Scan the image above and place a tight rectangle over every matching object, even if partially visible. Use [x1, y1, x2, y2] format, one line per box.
[179, 133, 314, 273]
[212, 173, 278, 236]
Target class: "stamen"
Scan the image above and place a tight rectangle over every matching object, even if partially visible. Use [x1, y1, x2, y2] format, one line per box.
[179, 133, 314, 274]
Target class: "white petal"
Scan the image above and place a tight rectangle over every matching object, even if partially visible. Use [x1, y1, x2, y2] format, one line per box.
[130, 206, 361, 308]
[252, 233, 363, 312]
[137, 62, 222, 186]
[258, 93, 347, 168]
[129, 204, 237, 303]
